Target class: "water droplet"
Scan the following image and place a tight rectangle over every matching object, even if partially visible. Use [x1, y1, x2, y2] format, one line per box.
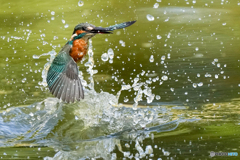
[222, 23, 226, 26]
[62, 19, 65, 24]
[101, 53, 109, 61]
[153, 3, 159, 8]
[145, 145, 153, 154]
[121, 84, 131, 90]
[32, 55, 40, 59]
[193, 83, 197, 88]
[167, 32, 171, 38]
[5, 57, 9, 61]
[164, 17, 169, 22]
[51, 11, 55, 15]
[195, 47, 199, 51]
[75, 115, 79, 120]
[161, 55, 166, 60]
[163, 150, 171, 156]
[51, 17, 55, 20]
[205, 73, 211, 77]
[108, 48, 114, 59]
[215, 74, 218, 79]
[64, 24, 69, 28]
[157, 35, 162, 39]
[125, 143, 130, 148]
[22, 78, 27, 83]
[156, 95, 161, 100]
[146, 14, 155, 21]
[119, 40, 125, 47]
[124, 97, 129, 102]
[53, 36, 58, 40]
[109, 59, 113, 64]
[198, 82, 203, 87]
[43, 41, 48, 45]
[149, 55, 154, 62]
[161, 75, 168, 81]
[78, 1, 84, 7]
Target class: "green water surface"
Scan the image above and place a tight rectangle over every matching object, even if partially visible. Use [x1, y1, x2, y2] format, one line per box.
[0, 0, 240, 159]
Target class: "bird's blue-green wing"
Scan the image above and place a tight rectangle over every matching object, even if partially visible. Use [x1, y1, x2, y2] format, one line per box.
[47, 44, 84, 103]
[106, 20, 136, 31]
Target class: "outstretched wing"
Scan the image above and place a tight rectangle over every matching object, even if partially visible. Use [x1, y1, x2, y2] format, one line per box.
[47, 44, 84, 103]
[106, 20, 136, 31]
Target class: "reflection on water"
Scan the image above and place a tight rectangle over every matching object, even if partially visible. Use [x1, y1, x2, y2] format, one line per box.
[0, 42, 187, 159]
[1, 0, 240, 159]
[0, 91, 182, 159]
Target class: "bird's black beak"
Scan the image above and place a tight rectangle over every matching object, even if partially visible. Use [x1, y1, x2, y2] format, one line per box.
[88, 20, 136, 34]
[89, 27, 112, 34]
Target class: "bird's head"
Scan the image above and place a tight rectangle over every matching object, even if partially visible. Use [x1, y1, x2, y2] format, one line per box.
[70, 23, 112, 42]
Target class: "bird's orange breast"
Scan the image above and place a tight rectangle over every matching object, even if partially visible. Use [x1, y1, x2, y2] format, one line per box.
[70, 39, 88, 63]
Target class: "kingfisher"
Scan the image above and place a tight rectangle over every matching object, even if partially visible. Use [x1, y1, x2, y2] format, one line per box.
[46, 20, 136, 103]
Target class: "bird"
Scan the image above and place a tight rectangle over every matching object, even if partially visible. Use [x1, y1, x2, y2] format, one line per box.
[46, 20, 136, 103]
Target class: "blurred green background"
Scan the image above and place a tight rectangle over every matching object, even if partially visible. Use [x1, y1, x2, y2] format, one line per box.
[1, 0, 240, 159]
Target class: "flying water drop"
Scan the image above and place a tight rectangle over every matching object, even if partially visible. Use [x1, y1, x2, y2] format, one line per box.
[157, 35, 162, 39]
[193, 83, 197, 88]
[22, 78, 27, 83]
[101, 53, 109, 61]
[78, 1, 84, 6]
[198, 82, 203, 87]
[156, 95, 161, 100]
[161, 55, 166, 61]
[64, 24, 69, 28]
[153, 3, 159, 8]
[146, 14, 155, 21]
[51, 11, 55, 15]
[108, 48, 114, 59]
[161, 75, 168, 81]
[149, 55, 154, 62]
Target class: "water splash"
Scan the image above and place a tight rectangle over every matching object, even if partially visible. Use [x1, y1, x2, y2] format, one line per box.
[0, 40, 195, 159]
[34, 51, 57, 87]
[84, 39, 98, 90]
